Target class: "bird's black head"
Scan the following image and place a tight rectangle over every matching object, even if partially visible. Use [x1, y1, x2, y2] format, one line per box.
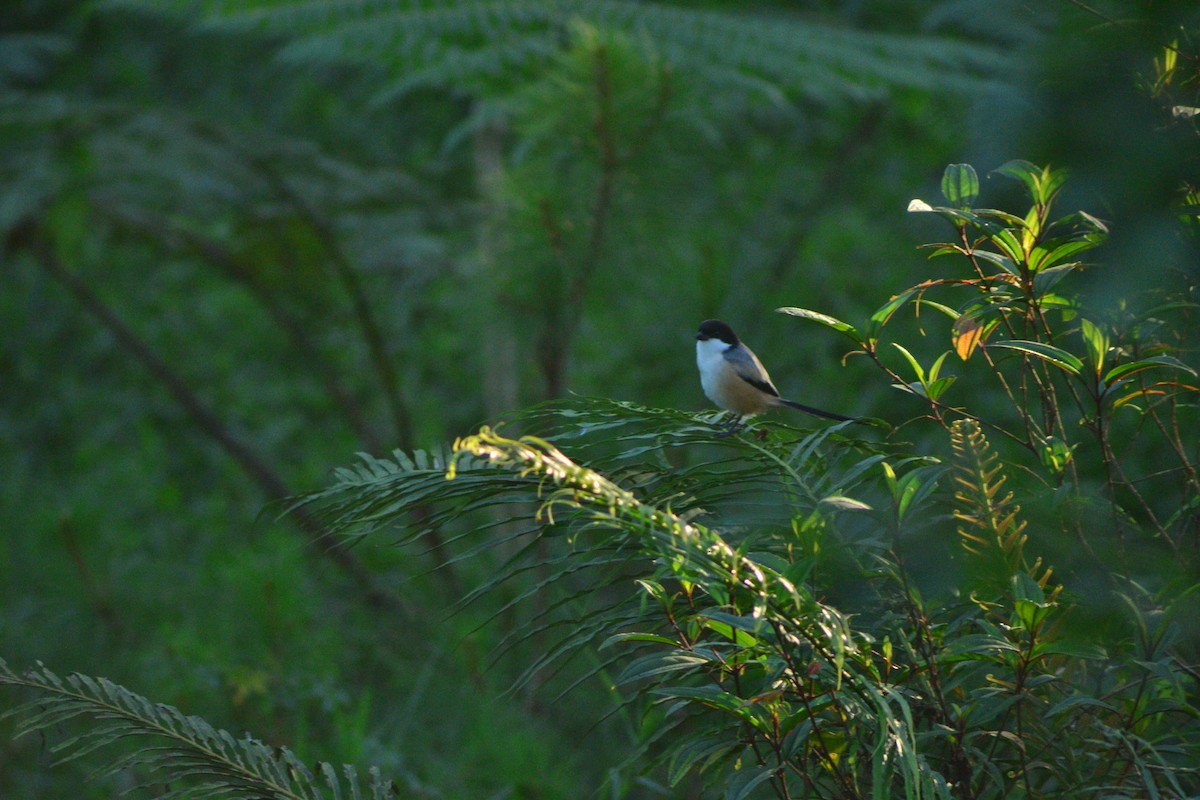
[696, 319, 739, 345]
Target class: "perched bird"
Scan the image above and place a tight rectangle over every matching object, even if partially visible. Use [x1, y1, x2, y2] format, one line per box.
[695, 319, 852, 423]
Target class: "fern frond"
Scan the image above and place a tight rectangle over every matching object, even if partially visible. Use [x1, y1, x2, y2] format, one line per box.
[302, 397, 878, 557]
[439, 424, 936, 796]
[442, 422, 866, 666]
[293, 401, 948, 795]
[109, 0, 1009, 104]
[300, 396, 872, 655]
[949, 418, 1056, 593]
[0, 659, 400, 800]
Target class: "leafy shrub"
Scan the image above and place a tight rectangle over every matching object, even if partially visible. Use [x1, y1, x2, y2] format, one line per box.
[4, 163, 1199, 798]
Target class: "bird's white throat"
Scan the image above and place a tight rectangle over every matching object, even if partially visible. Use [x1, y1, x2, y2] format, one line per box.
[696, 337, 729, 370]
[696, 338, 730, 396]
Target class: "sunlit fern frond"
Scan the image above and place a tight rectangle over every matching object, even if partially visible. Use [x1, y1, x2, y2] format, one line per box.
[296, 399, 883, 699]
[0, 659, 405, 800]
[300, 397, 881, 563]
[292, 401, 933, 796]
[518, 396, 882, 521]
[949, 418, 1056, 593]
[108, 0, 1010, 106]
[443, 423, 939, 797]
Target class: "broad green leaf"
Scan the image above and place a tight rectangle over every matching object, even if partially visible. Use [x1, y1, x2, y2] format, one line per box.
[941, 163, 979, 209]
[914, 298, 959, 320]
[1104, 355, 1198, 387]
[657, 686, 759, 722]
[1037, 292, 1077, 311]
[1012, 574, 1053, 631]
[968, 249, 1019, 275]
[1030, 238, 1097, 272]
[698, 611, 767, 633]
[994, 159, 1063, 205]
[926, 244, 960, 258]
[881, 461, 898, 492]
[1032, 263, 1078, 294]
[988, 226, 1027, 264]
[1012, 572, 1046, 604]
[894, 465, 943, 522]
[1032, 640, 1108, 660]
[940, 633, 1020, 660]
[1040, 167, 1068, 201]
[924, 375, 957, 402]
[667, 735, 738, 787]
[992, 159, 1042, 193]
[974, 207, 1029, 227]
[988, 340, 1085, 377]
[726, 764, 778, 800]
[618, 652, 711, 683]
[1022, 204, 1042, 247]
[866, 287, 922, 343]
[1079, 318, 1109, 376]
[1038, 437, 1074, 474]
[909, 200, 1033, 267]
[1014, 598, 1053, 631]
[701, 619, 759, 647]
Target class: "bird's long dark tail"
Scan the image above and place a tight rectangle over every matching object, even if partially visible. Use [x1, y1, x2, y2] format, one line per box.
[778, 398, 855, 422]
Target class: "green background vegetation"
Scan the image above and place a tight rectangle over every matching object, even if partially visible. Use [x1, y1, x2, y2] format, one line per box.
[2, 1, 1198, 798]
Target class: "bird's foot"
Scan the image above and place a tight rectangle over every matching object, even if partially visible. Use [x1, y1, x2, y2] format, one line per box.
[715, 414, 747, 438]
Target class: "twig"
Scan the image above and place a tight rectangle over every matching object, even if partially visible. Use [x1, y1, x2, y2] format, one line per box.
[245, 156, 416, 450]
[103, 208, 384, 452]
[19, 225, 400, 612]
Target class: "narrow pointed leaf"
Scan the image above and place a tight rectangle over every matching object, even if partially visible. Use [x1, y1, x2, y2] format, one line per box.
[1079, 318, 1109, 376]
[1104, 355, 1198, 386]
[988, 340, 1085, 377]
[777, 306, 861, 341]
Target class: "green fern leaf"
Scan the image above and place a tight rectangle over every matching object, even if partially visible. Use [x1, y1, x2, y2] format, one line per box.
[0, 659, 402, 799]
[949, 418, 1056, 594]
[107, 0, 1009, 105]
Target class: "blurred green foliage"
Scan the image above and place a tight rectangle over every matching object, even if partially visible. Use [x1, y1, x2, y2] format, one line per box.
[1, 0, 1198, 798]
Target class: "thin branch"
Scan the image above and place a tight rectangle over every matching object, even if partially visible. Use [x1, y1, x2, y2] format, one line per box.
[1064, 0, 1119, 26]
[244, 154, 416, 450]
[538, 42, 624, 400]
[185, 118, 416, 450]
[103, 208, 384, 452]
[17, 224, 400, 612]
[59, 516, 128, 638]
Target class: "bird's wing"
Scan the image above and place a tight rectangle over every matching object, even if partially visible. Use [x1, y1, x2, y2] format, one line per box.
[723, 345, 780, 397]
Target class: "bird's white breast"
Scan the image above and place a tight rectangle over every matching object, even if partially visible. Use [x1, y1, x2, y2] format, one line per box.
[696, 338, 729, 401]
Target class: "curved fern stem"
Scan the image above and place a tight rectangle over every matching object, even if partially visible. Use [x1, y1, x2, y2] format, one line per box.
[0, 659, 400, 800]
